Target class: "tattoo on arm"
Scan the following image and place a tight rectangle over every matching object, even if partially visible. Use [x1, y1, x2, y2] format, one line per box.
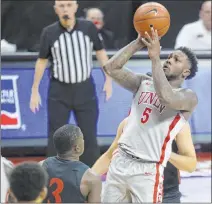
[103, 39, 148, 93]
[151, 56, 198, 112]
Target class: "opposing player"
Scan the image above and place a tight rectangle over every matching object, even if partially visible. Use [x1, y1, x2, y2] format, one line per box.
[8, 162, 48, 203]
[92, 117, 197, 203]
[102, 27, 198, 202]
[40, 124, 102, 203]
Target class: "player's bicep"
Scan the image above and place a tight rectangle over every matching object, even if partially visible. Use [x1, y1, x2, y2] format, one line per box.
[88, 175, 102, 203]
[176, 123, 196, 158]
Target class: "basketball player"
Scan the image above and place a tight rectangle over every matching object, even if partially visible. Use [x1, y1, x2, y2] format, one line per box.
[101, 27, 198, 202]
[8, 162, 48, 203]
[92, 117, 196, 203]
[40, 124, 102, 203]
[1, 156, 13, 203]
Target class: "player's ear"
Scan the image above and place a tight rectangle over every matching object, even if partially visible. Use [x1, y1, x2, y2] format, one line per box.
[75, 144, 81, 153]
[182, 69, 191, 79]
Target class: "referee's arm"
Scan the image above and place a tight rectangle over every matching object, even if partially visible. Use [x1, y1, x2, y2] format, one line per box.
[30, 28, 50, 113]
[90, 23, 113, 100]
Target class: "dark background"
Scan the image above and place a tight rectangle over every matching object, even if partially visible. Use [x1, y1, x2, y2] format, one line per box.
[1, 0, 205, 50]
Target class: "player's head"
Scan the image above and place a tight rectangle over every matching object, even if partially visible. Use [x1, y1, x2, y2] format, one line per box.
[54, 0, 78, 24]
[9, 162, 48, 203]
[162, 47, 198, 81]
[86, 8, 104, 30]
[199, 1, 211, 31]
[53, 124, 84, 158]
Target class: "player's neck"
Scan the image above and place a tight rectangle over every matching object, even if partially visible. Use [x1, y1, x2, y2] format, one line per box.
[58, 155, 79, 161]
[168, 79, 183, 88]
[68, 156, 79, 161]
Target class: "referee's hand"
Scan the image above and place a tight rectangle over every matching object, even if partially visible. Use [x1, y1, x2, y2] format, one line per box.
[30, 89, 41, 113]
[103, 79, 112, 101]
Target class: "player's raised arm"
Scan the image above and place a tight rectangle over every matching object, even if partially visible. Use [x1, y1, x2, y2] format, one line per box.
[103, 37, 150, 93]
[142, 27, 198, 116]
[169, 123, 197, 173]
[92, 118, 128, 175]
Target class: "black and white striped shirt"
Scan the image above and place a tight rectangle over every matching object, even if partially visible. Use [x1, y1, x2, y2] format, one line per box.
[39, 19, 103, 83]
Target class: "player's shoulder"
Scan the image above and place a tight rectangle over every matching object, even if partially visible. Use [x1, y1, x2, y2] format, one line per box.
[137, 73, 152, 79]
[177, 88, 198, 105]
[140, 74, 153, 84]
[179, 88, 197, 96]
[39, 157, 55, 168]
[136, 73, 152, 85]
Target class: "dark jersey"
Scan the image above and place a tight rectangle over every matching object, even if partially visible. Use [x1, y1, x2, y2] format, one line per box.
[42, 157, 89, 203]
[163, 140, 180, 190]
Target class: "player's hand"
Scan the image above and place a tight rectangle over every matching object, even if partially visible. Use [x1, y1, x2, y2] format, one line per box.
[141, 27, 161, 59]
[103, 78, 112, 101]
[30, 88, 41, 113]
[136, 34, 146, 47]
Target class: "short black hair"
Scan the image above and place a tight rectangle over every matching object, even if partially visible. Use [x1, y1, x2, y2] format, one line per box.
[53, 124, 83, 155]
[176, 46, 198, 80]
[9, 162, 48, 202]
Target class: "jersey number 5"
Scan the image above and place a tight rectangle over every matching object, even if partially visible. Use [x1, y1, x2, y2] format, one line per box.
[141, 107, 152, 124]
[48, 178, 64, 203]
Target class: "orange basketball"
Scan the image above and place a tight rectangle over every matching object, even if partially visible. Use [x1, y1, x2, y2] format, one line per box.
[133, 2, 170, 38]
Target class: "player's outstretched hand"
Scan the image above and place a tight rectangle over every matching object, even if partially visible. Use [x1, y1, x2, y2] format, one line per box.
[141, 27, 161, 60]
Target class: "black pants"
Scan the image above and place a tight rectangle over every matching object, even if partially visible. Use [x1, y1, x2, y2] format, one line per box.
[47, 77, 100, 167]
[163, 186, 181, 203]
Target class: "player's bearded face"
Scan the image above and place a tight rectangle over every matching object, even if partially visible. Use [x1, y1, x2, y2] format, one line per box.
[163, 59, 184, 81]
[163, 51, 189, 81]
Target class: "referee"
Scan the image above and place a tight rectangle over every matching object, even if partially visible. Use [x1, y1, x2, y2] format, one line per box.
[30, 0, 112, 167]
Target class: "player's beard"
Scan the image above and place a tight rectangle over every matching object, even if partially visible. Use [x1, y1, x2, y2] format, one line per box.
[165, 74, 179, 81]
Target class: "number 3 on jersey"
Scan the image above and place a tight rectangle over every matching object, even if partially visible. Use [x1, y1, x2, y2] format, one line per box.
[141, 107, 152, 124]
[48, 178, 64, 203]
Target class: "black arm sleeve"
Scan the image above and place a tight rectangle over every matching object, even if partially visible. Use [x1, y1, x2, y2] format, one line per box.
[38, 27, 50, 59]
[89, 23, 104, 51]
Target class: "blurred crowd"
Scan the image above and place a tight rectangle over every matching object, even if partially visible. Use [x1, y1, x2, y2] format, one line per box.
[1, 1, 211, 53]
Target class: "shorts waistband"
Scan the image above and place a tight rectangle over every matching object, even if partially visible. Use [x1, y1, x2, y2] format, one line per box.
[119, 146, 156, 163]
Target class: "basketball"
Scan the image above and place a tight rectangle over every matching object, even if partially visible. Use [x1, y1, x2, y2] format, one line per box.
[133, 2, 170, 38]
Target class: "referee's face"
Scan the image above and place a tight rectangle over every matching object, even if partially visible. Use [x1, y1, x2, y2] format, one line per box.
[54, 0, 78, 22]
